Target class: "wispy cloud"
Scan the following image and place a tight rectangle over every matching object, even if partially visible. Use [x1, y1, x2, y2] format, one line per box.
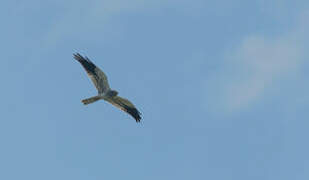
[205, 10, 308, 113]
[43, 0, 205, 47]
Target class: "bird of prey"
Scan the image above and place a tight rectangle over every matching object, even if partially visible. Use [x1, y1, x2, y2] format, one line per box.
[74, 53, 141, 122]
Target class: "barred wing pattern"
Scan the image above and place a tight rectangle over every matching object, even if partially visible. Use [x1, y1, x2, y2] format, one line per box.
[106, 96, 141, 122]
[74, 53, 110, 94]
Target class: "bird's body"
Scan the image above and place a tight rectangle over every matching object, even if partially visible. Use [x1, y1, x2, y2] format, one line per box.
[81, 90, 118, 104]
[74, 53, 141, 122]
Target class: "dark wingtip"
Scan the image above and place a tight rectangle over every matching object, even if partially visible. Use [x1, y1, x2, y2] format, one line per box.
[73, 53, 90, 63]
[136, 113, 142, 123]
[73, 53, 96, 74]
[126, 106, 141, 123]
[133, 110, 142, 123]
[73, 53, 82, 60]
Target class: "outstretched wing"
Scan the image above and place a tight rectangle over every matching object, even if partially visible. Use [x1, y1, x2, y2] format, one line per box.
[106, 96, 142, 122]
[74, 53, 110, 94]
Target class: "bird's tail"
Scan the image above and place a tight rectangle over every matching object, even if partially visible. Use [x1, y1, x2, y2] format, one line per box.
[82, 96, 101, 105]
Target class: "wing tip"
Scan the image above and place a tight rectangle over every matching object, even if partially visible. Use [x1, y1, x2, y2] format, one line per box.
[135, 112, 142, 123]
[74, 53, 97, 74]
[73, 53, 91, 62]
[73, 53, 82, 61]
[127, 107, 142, 123]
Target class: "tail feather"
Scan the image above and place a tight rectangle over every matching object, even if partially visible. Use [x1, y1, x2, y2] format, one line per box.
[82, 96, 101, 105]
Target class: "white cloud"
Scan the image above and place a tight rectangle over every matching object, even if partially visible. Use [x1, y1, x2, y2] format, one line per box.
[205, 11, 308, 113]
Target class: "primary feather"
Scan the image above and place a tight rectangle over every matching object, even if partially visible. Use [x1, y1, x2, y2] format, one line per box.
[74, 53, 110, 94]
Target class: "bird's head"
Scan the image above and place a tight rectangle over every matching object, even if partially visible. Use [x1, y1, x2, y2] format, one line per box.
[108, 90, 118, 97]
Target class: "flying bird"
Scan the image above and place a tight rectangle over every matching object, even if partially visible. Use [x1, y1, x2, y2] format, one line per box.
[74, 53, 141, 122]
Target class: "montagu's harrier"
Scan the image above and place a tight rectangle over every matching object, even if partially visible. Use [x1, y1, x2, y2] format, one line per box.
[74, 53, 141, 122]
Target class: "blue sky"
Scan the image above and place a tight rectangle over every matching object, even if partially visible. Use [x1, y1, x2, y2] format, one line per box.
[1, 0, 309, 179]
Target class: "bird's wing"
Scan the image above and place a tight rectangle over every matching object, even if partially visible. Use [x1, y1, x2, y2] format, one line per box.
[74, 53, 110, 94]
[106, 96, 141, 122]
